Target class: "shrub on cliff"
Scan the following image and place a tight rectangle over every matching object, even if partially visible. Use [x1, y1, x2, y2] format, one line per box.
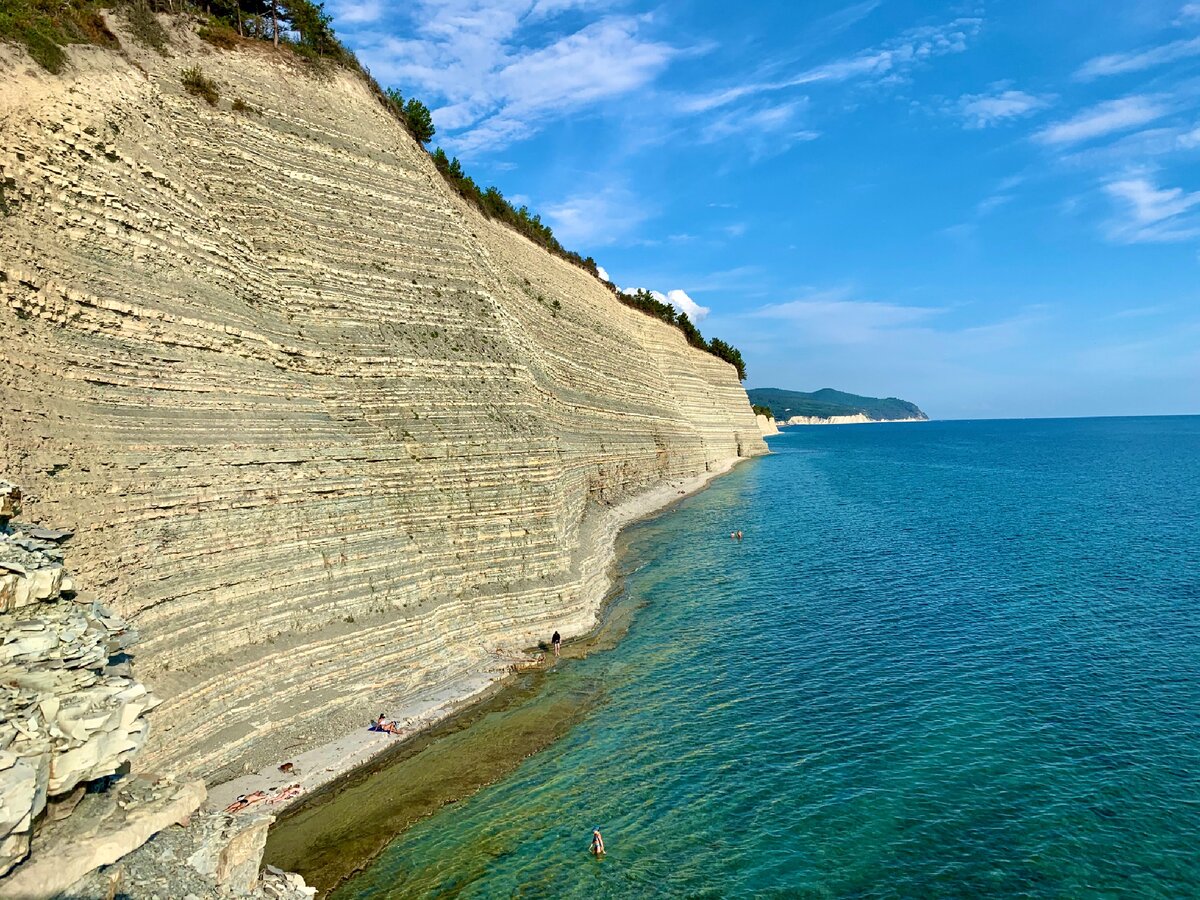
[198, 17, 240, 49]
[751, 404, 773, 418]
[181, 65, 220, 105]
[125, 1, 168, 53]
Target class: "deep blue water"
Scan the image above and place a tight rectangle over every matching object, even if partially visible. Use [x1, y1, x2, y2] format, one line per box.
[336, 417, 1200, 898]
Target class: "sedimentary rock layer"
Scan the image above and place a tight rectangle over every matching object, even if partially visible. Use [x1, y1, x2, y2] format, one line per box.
[0, 27, 765, 783]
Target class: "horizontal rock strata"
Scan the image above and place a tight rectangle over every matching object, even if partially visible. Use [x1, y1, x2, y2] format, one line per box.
[0, 25, 766, 788]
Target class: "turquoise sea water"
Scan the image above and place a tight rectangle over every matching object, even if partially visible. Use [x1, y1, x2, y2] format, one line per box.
[336, 417, 1200, 898]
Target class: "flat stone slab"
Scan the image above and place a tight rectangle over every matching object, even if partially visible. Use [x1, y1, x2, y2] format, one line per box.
[27, 528, 73, 543]
[0, 779, 205, 900]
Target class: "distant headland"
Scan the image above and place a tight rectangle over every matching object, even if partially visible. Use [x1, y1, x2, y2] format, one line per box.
[748, 387, 929, 427]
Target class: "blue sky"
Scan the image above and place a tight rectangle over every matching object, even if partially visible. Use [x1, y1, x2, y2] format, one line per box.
[327, 0, 1200, 419]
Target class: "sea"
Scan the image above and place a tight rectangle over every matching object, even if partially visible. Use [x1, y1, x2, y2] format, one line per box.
[331, 416, 1200, 899]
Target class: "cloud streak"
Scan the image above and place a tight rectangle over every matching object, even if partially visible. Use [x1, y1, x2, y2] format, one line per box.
[1104, 175, 1200, 243]
[680, 16, 982, 114]
[1034, 96, 1168, 145]
[1076, 36, 1200, 79]
[751, 291, 945, 344]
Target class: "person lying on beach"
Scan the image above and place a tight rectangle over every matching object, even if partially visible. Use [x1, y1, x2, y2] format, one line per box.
[224, 790, 267, 813]
[370, 714, 402, 734]
[590, 828, 605, 856]
[268, 783, 303, 804]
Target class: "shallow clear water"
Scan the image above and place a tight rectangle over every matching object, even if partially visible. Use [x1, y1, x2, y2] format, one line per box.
[335, 417, 1200, 899]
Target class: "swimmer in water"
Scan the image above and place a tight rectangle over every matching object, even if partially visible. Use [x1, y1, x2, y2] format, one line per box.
[590, 828, 605, 856]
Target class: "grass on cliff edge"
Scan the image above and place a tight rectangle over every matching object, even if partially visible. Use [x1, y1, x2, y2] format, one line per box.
[0, 0, 117, 73]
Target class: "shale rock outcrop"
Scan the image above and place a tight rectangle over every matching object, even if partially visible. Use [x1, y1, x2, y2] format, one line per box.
[0, 22, 766, 789]
[0, 481, 165, 879]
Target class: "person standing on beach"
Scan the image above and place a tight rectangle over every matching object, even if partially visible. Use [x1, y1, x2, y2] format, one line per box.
[591, 828, 605, 856]
[552, 631, 561, 657]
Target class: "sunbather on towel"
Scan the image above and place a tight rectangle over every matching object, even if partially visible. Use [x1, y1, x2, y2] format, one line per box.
[269, 783, 303, 804]
[224, 790, 267, 813]
[371, 713, 402, 734]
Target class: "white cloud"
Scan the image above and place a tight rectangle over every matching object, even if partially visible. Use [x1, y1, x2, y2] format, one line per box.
[620, 287, 710, 322]
[1104, 175, 1200, 242]
[1076, 36, 1200, 79]
[666, 289, 709, 323]
[342, 3, 682, 155]
[1033, 96, 1168, 145]
[1182, 3, 1200, 21]
[681, 16, 982, 114]
[958, 88, 1052, 128]
[596, 265, 611, 282]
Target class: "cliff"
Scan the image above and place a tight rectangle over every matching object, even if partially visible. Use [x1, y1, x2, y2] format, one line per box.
[0, 23, 765, 789]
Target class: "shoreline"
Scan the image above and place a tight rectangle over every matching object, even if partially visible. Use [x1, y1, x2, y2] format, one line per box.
[206, 454, 754, 821]
[262, 530, 656, 894]
[778, 415, 928, 426]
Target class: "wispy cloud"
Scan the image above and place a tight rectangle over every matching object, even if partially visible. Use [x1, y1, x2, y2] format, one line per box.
[1076, 36, 1200, 79]
[339, 2, 684, 155]
[807, 0, 884, 41]
[958, 88, 1052, 128]
[681, 16, 982, 114]
[699, 100, 821, 159]
[752, 289, 945, 343]
[1034, 96, 1168, 145]
[330, 0, 385, 25]
[543, 186, 653, 246]
[1057, 122, 1200, 168]
[1103, 174, 1200, 242]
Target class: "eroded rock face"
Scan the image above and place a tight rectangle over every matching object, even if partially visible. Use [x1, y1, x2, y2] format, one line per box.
[0, 520, 159, 878]
[0, 28, 766, 785]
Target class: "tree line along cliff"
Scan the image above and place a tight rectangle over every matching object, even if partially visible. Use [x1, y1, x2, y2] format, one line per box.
[1, 0, 749, 376]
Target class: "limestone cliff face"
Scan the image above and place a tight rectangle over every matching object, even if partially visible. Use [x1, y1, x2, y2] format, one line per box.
[0, 30, 765, 783]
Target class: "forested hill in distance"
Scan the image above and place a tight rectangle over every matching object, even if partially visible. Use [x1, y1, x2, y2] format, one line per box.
[748, 388, 929, 422]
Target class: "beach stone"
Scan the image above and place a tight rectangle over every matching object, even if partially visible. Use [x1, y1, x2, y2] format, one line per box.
[186, 812, 273, 895]
[28, 528, 73, 543]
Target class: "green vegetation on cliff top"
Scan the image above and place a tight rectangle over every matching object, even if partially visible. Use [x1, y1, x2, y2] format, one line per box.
[1, 0, 748, 380]
[747, 388, 928, 421]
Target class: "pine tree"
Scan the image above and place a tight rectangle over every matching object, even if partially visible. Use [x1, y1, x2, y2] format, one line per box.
[402, 98, 435, 144]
